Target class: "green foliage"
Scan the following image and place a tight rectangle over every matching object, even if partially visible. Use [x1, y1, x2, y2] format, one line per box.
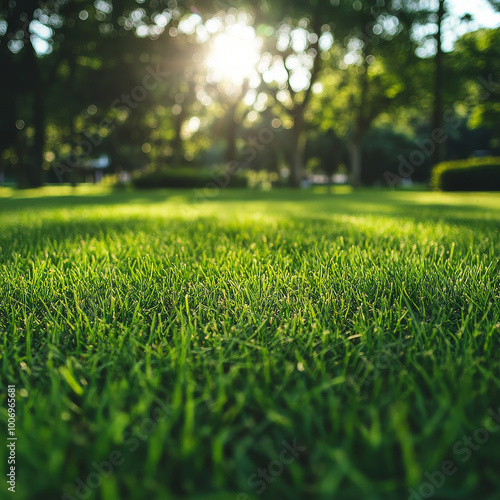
[3, 0, 500, 187]
[1, 188, 500, 499]
[361, 128, 419, 185]
[431, 156, 500, 191]
[448, 28, 500, 143]
[246, 169, 283, 189]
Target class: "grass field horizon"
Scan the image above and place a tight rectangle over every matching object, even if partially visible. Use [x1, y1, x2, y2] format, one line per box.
[1, 187, 499, 500]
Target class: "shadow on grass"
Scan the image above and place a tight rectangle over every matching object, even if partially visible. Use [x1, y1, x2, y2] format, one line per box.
[188, 188, 500, 232]
[0, 190, 177, 213]
[0, 188, 499, 238]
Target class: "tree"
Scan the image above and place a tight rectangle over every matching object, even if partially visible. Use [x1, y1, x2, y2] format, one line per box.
[0, 0, 188, 186]
[432, 0, 446, 165]
[448, 27, 500, 146]
[255, 14, 325, 186]
[308, 1, 428, 186]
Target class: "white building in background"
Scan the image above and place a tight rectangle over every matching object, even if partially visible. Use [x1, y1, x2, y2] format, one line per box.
[82, 154, 110, 183]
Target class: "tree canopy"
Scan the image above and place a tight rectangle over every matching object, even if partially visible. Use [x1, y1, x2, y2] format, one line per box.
[1, 0, 499, 187]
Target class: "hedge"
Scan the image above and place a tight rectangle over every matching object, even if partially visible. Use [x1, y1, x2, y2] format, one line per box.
[430, 157, 500, 191]
[132, 167, 247, 189]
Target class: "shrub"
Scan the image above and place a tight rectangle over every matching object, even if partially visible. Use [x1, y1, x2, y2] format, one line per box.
[132, 167, 247, 189]
[430, 157, 500, 191]
[361, 128, 421, 185]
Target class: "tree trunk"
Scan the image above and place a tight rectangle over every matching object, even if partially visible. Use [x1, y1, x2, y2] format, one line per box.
[287, 17, 322, 188]
[24, 42, 45, 187]
[328, 175, 334, 195]
[67, 58, 78, 186]
[350, 140, 362, 188]
[348, 53, 371, 189]
[31, 81, 45, 187]
[290, 136, 306, 188]
[432, 0, 445, 165]
[289, 114, 306, 188]
[0, 51, 17, 150]
[171, 113, 184, 166]
[224, 103, 238, 164]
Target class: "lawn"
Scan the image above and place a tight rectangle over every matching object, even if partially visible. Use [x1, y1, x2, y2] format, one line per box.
[1, 187, 499, 500]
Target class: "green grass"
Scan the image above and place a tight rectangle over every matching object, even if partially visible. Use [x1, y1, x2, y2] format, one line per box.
[1, 187, 499, 500]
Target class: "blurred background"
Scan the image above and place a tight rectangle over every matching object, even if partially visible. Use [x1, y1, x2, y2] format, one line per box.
[1, 0, 499, 191]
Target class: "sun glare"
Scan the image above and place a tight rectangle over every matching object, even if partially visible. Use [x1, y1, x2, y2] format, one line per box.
[205, 23, 261, 87]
